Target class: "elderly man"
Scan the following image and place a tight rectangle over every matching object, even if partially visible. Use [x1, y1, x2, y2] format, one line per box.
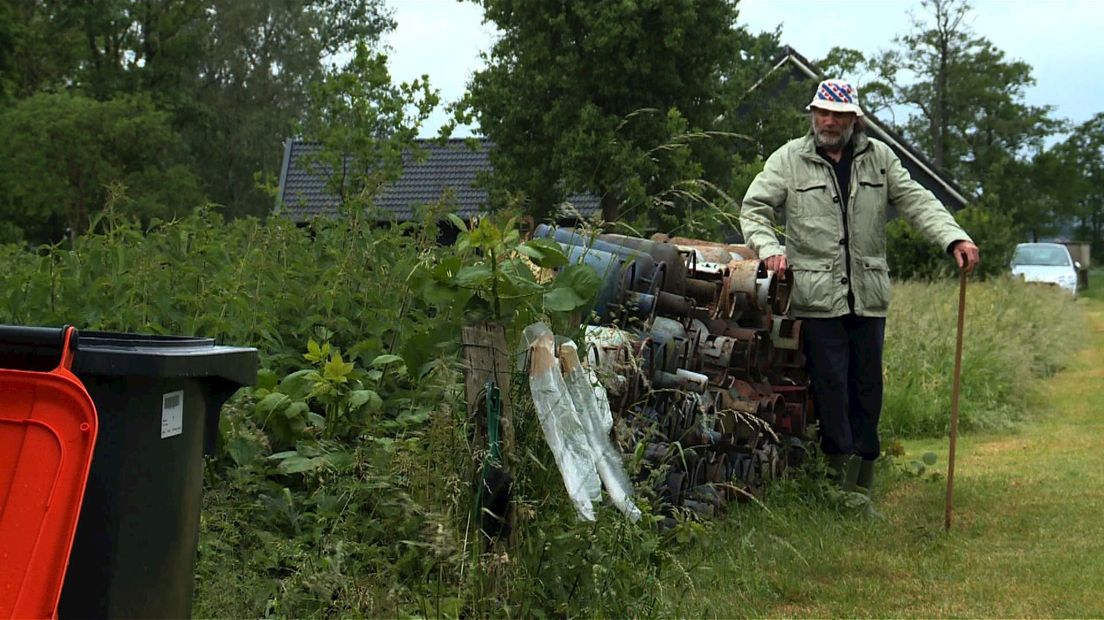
[740, 79, 980, 496]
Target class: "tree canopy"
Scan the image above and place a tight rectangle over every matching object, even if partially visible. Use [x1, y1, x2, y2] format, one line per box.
[1, 0, 1101, 258]
[0, 0, 400, 242]
[461, 0, 772, 231]
[0, 92, 202, 242]
[820, 0, 1093, 265]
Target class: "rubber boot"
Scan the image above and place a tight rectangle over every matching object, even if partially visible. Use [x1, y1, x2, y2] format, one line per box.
[842, 456, 862, 491]
[856, 459, 876, 494]
[855, 459, 883, 520]
[825, 453, 849, 483]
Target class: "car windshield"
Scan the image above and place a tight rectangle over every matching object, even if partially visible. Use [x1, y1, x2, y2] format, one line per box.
[1013, 245, 1071, 267]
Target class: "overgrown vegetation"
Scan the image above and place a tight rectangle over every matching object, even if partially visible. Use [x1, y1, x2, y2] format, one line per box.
[0, 209, 696, 616]
[0, 211, 1087, 616]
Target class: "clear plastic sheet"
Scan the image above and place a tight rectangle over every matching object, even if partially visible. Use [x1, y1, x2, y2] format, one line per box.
[524, 322, 641, 522]
[559, 341, 641, 522]
[524, 323, 601, 521]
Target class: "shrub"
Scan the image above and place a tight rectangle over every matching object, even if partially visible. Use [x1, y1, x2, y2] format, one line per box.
[886, 205, 1020, 281]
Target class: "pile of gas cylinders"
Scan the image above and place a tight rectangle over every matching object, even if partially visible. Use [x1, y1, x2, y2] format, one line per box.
[536, 225, 813, 518]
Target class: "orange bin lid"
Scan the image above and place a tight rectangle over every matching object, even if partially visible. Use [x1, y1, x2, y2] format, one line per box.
[0, 327, 97, 619]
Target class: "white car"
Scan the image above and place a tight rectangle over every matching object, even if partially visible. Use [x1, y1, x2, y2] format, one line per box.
[1011, 242, 1080, 297]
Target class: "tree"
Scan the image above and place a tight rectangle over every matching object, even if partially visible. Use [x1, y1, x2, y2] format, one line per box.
[0, 92, 203, 242]
[295, 44, 439, 214]
[863, 0, 1058, 208]
[461, 0, 756, 225]
[0, 0, 397, 219]
[176, 0, 397, 218]
[1055, 114, 1104, 254]
[0, 1, 15, 101]
[0, 0, 86, 99]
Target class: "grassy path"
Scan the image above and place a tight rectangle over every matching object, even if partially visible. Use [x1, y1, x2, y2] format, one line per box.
[678, 291, 1104, 618]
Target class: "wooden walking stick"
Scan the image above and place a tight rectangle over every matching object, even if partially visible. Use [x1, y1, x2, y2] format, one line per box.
[945, 266, 968, 530]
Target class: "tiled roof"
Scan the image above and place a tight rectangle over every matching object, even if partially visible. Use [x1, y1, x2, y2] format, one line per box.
[275, 138, 600, 222]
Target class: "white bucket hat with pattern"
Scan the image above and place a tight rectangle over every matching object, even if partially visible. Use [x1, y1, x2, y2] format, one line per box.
[806, 79, 864, 117]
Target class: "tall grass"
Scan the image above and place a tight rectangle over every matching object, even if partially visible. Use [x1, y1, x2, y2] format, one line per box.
[882, 276, 1083, 437]
[674, 289, 1104, 619]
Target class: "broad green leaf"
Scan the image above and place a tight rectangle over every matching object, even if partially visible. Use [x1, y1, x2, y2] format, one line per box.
[255, 370, 279, 391]
[276, 455, 325, 474]
[498, 260, 544, 297]
[280, 369, 315, 399]
[283, 401, 310, 420]
[421, 279, 461, 308]
[445, 213, 468, 232]
[544, 264, 601, 311]
[305, 338, 329, 362]
[255, 392, 290, 415]
[468, 217, 502, 249]
[323, 352, 354, 381]
[431, 256, 463, 281]
[267, 450, 298, 461]
[370, 354, 404, 367]
[543, 286, 586, 311]
[348, 389, 383, 412]
[555, 264, 600, 301]
[455, 234, 471, 253]
[518, 238, 569, 268]
[454, 264, 493, 288]
[226, 436, 263, 466]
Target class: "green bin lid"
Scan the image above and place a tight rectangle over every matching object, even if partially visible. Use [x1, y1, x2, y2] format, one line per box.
[73, 331, 257, 387]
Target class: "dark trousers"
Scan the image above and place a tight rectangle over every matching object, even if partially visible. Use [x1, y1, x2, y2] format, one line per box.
[802, 314, 886, 460]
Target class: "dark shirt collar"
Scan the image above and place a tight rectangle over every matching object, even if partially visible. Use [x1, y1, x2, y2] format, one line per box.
[816, 141, 854, 165]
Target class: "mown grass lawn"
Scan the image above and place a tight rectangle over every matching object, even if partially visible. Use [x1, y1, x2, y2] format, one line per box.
[674, 274, 1104, 618]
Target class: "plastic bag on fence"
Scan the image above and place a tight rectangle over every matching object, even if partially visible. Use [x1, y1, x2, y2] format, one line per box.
[524, 322, 601, 521]
[559, 341, 641, 522]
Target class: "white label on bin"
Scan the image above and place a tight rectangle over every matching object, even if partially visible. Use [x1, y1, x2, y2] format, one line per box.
[161, 391, 184, 439]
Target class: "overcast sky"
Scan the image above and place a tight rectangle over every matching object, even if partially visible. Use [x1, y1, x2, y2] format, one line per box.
[382, 0, 1104, 139]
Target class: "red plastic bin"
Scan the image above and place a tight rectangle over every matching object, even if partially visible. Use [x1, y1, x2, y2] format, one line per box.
[0, 326, 97, 619]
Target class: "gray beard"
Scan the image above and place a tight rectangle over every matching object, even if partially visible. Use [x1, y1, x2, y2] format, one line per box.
[812, 121, 854, 150]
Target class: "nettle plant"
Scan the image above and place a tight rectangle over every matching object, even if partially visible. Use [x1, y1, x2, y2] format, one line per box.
[416, 213, 601, 332]
[248, 337, 403, 459]
[231, 214, 603, 478]
[207, 213, 708, 617]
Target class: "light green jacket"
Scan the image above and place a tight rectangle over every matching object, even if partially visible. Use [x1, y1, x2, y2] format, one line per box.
[740, 131, 971, 318]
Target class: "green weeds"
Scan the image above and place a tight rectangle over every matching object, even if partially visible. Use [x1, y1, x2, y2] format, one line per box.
[1, 210, 685, 617]
[2, 214, 1088, 616]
